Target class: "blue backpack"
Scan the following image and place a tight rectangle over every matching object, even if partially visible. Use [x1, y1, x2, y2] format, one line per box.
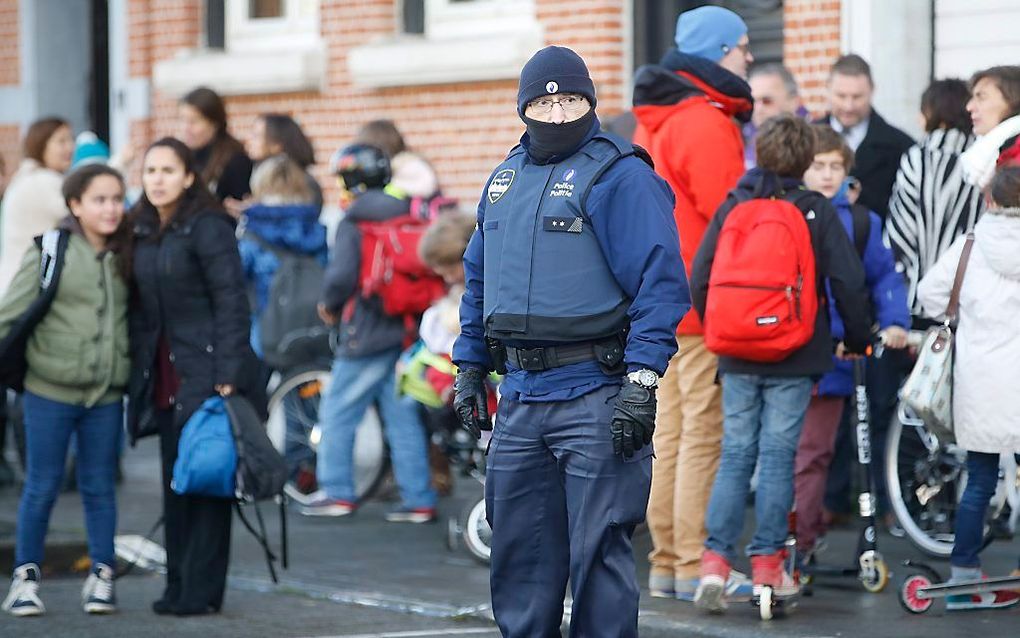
[171, 397, 237, 498]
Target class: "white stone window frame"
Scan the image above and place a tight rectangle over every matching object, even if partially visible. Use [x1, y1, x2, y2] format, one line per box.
[154, 0, 326, 98]
[348, 0, 544, 89]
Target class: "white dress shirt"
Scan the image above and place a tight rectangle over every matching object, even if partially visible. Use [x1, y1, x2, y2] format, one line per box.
[829, 115, 870, 152]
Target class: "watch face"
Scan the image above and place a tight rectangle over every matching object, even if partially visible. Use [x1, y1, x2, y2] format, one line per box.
[639, 370, 657, 387]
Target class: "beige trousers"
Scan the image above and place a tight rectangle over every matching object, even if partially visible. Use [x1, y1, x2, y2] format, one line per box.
[647, 335, 723, 579]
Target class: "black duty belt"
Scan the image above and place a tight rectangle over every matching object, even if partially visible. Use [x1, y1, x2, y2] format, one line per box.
[504, 338, 623, 372]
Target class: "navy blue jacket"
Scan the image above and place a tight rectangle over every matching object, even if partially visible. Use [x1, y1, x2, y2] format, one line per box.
[817, 193, 909, 396]
[454, 119, 689, 401]
[238, 202, 328, 356]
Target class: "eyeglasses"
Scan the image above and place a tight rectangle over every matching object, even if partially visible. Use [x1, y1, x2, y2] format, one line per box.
[722, 42, 751, 57]
[526, 94, 589, 115]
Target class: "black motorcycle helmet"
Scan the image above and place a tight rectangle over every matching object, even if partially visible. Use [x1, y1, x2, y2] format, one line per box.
[329, 143, 391, 194]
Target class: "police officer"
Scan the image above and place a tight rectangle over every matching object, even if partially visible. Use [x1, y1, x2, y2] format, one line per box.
[452, 46, 690, 637]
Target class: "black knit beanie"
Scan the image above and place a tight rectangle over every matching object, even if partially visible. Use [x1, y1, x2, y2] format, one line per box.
[517, 46, 597, 117]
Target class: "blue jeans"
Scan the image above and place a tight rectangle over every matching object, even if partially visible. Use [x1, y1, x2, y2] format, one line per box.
[316, 349, 436, 508]
[951, 451, 1000, 568]
[704, 374, 813, 563]
[16, 392, 122, 568]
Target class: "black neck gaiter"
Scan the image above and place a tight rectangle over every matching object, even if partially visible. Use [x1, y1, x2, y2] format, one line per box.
[523, 110, 597, 165]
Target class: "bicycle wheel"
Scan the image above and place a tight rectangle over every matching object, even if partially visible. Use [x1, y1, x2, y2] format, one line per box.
[460, 497, 491, 565]
[885, 405, 961, 557]
[266, 366, 388, 502]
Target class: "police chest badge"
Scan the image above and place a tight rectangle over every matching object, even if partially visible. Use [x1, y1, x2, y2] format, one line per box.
[488, 169, 515, 204]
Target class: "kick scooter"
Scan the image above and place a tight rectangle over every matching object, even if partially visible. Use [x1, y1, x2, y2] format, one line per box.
[899, 562, 1020, 614]
[801, 354, 890, 593]
[752, 513, 803, 620]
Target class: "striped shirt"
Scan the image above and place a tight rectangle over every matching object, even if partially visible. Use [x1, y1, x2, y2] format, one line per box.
[886, 128, 985, 316]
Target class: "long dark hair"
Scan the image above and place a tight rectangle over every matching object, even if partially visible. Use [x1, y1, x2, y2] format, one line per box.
[131, 137, 221, 235]
[181, 86, 246, 187]
[63, 163, 133, 278]
[261, 114, 315, 168]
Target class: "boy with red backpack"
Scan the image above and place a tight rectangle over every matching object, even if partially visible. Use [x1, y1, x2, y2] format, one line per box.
[689, 115, 871, 613]
[306, 143, 440, 521]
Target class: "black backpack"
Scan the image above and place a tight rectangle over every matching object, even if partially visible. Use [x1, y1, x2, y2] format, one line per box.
[120, 396, 290, 582]
[0, 229, 70, 391]
[224, 394, 289, 582]
[248, 234, 330, 371]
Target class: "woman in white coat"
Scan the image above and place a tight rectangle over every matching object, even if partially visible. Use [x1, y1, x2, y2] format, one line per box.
[0, 117, 73, 487]
[0, 118, 74, 297]
[917, 166, 1020, 611]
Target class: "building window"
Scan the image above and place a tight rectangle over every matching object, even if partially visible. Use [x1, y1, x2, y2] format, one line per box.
[206, 0, 226, 49]
[227, 0, 319, 52]
[154, 0, 324, 96]
[350, 0, 541, 88]
[250, 0, 284, 19]
[631, 0, 783, 70]
[403, 0, 425, 34]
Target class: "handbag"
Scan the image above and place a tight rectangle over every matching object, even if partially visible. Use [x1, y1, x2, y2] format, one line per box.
[171, 396, 237, 498]
[901, 234, 975, 441]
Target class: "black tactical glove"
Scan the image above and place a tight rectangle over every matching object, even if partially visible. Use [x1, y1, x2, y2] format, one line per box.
[454, 367, 491, 439]
[610, 380, 657, 459]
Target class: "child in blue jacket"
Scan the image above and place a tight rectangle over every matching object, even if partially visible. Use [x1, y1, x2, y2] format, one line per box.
[238, 154, 328, 359]
[794, 125, 910, 556]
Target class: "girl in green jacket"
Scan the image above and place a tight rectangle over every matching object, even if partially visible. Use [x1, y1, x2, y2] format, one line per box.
[0, 164, 131, 618]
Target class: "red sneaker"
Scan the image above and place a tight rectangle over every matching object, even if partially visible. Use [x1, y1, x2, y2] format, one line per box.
[751, 551, 798, 597]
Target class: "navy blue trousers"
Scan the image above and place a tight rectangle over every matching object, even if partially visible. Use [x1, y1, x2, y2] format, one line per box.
[485, 384, 652, 638]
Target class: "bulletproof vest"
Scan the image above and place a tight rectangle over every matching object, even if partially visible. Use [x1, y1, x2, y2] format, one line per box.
[480, 132, 632, 343]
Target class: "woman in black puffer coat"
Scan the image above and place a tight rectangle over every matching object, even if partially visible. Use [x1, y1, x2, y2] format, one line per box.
[127, 137, 264, 616]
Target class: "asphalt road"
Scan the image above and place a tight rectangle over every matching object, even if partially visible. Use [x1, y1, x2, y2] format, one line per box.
[0, 437, 1018, 637]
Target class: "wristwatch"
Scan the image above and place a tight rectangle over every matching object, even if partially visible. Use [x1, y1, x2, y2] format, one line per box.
[627, 369, 659, 389]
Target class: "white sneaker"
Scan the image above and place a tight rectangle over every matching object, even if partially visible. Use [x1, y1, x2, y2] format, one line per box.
[694, 575, 727, 613]
[2, 564, 45, 617]
[725, 569, 754, 602]
[81, 563, 117, 614]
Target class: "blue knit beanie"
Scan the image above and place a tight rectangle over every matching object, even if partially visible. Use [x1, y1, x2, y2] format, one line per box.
[517, 46, 597, 117]
[674, 6, 747, 63]
[71, 131, 110, 169]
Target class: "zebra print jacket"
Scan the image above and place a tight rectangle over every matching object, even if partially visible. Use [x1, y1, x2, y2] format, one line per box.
[886, 128, 985, 318]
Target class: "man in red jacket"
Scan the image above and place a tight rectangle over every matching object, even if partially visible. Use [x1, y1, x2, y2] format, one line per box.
[632, 5, 754, 602]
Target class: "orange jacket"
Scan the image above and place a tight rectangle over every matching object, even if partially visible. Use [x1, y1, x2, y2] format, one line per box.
[633, 55, 752, 334]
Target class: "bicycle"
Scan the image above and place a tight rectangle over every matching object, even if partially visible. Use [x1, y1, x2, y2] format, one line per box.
[418, 403, 491, 564]
[885, 331, 1020, 558]
[265, 361, 389, 505]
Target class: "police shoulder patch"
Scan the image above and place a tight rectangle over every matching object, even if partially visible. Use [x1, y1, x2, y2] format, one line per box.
[487, 168, 515, 204]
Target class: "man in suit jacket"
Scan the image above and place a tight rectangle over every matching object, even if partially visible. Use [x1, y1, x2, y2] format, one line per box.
[818, 54, 914, 220]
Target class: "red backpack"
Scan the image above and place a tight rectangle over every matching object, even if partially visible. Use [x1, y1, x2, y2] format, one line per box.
[352, 215, 446, 318]
[704, 195, 818, 362]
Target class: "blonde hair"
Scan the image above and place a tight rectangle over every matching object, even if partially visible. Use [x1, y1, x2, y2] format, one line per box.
[250, 154, 313, 204]
[419, 212, 476, 268]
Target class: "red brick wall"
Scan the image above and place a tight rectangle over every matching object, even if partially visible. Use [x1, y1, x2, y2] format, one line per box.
[126, 0, 628, 207]
[783, 0, 842, 116]
[0, 0, 18, 85]
[0, 0, 20, 185]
